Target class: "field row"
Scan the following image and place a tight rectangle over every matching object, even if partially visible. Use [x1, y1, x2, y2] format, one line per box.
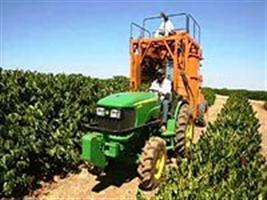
[0, 69, 129, 196]
[0, 69, 266, 197]
[150, 95, 267, 199]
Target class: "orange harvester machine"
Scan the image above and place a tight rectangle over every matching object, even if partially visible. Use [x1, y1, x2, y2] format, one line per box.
[130, 13, 205, 119]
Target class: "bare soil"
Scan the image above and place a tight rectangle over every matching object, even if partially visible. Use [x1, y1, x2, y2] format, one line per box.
[27, 95, 267, 200]
[249, 99, 267, 157]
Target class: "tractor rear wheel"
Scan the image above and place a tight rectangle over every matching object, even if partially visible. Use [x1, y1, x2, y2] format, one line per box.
[195, 113, 207, 127]
[175, 103, 194, 157]
[138, 137, 167, 190]
[195, 102, 208, 127]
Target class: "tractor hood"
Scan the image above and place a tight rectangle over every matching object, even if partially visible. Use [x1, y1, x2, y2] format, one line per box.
[97, 92, 158, 108]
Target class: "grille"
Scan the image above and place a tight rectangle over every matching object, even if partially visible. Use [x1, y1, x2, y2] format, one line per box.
[96, 108, 135, 131]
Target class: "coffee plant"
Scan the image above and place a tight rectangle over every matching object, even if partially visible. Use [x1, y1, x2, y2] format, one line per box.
[205, 87, 267, 101]
[1, 68, 266, 198]
[202, 88, 216, 106]
[150, 95, 267, 199]
[0, 69, 129, 197]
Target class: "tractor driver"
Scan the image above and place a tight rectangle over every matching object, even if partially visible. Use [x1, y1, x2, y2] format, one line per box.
[150, 68, 172, 127]
[154, 12, 175, 37]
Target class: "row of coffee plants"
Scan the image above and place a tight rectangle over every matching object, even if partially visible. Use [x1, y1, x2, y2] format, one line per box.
[0, 69, 129, 196]
[202, 88, 216, 106]
[206, 87, 267, 101]
[152, 95, 267, 199]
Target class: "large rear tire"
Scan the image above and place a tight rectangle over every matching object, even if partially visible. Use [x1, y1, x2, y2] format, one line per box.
[195, 102, 208, 127]
[138, 137, 167, 190]
[175, 103, 194, 157]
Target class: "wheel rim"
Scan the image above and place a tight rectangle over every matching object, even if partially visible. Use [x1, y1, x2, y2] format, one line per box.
[154, 150, 166, 180]
[185, 119, 194, 149]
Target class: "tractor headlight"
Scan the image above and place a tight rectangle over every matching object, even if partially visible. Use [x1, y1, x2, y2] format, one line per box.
[110, 109, 121, 119]
[96, 107, 105, 117]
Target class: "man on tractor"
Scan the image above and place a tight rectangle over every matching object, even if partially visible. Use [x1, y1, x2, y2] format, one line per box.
[155, 12, 175, 37]
[149, 68, 171, 129]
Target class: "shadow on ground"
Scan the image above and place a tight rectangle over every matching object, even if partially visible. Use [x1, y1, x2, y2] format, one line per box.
[91, 162, 138, 192]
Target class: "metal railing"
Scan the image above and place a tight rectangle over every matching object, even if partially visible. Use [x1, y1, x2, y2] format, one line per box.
[130, 13, 201, 43]
[130, 22, 151, 38]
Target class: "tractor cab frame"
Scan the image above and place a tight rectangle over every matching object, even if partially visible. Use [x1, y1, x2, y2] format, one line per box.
[130, 13, 204, 120]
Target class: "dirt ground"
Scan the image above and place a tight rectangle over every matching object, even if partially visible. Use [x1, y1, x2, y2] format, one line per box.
[249, 99, 267, 158]
[27, 95, 267, 200]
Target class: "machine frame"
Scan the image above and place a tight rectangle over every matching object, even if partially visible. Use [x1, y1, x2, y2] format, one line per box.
[81, 12, 207, 190]
[130, 13, 204, 119]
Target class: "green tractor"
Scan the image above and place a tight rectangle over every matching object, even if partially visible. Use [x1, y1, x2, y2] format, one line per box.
[81, 13, 205, 190]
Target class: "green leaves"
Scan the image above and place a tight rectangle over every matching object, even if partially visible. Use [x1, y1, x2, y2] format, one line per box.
[202, 88, 216, 106]
[0, 69, 129, 197]
[209, 87, 267, 101]
[154, 95, 267, 199]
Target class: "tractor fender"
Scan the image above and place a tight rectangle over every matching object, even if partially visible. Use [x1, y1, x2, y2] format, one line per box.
[165, 100, 188, 134]
[173, 100, 189, 120]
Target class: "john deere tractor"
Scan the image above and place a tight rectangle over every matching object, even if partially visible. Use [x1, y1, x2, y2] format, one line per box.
[81, 13, 207, 190]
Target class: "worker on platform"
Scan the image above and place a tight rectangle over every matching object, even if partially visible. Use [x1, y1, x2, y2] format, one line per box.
[155, 12, 175, 37]
[150, 68, 172, 128]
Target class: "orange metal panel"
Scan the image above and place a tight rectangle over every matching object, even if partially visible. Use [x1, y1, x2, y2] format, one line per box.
[129, 31, 204, 120]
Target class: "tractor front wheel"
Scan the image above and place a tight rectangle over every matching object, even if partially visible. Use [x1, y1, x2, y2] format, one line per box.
[138, 137, 167, 190]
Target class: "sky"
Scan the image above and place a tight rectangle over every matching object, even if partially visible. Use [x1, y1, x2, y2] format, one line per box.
[0, 0, 266, 90]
